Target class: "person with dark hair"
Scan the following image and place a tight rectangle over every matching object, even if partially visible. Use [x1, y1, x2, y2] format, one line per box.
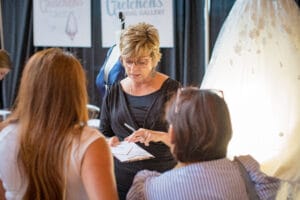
[0, 48, 118, 200]
[0, 49, 12, 80]
[100, 22, 180, 200]
[0, 49, 12, 109]
[127, 87, 280, 200]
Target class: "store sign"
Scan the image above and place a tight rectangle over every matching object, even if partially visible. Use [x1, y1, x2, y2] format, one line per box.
[101, 0, 174, 48]
[33, 0, 91, 47]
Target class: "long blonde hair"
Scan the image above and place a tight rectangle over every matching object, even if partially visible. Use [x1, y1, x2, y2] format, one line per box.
[2, 48, 89, 200]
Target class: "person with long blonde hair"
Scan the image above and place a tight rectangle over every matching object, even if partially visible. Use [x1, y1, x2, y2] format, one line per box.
[0, 48, 118, 200]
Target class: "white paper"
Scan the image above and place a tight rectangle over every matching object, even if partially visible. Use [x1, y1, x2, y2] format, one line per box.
[110, 141, 154, 162]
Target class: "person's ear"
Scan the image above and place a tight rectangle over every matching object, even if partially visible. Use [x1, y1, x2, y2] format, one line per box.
[169, 124, 175, 144]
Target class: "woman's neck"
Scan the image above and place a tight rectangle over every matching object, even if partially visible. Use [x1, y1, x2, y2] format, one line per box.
[174, 162, 190, 169]
[129, 73, 160, 95]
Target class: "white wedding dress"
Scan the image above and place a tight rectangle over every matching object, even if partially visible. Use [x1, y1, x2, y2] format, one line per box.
[201, 0, 300, 179]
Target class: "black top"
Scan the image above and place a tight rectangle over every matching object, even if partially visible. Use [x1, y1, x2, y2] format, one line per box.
[125, 90, 159, 127]
[100, 78, 180, 200]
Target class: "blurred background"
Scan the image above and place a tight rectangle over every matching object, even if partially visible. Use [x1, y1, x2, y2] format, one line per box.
[1, 0, 299, 110]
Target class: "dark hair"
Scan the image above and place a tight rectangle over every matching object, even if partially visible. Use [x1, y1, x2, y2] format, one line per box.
[166, 87, 232, 162]
[0, 49, 12, 69]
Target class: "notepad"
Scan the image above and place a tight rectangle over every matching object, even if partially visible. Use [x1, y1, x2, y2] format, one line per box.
[110, 141, 155, 162]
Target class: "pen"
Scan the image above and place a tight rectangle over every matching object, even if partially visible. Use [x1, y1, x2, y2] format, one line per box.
[126, 145, 134, 155]
[124, 123, 136, 132]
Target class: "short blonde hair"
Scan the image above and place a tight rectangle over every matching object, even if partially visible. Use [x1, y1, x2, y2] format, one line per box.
[119, 22, 161, 66]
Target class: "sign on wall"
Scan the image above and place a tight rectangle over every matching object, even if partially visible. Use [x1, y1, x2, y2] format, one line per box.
[101, 0, 174, 48]
[33, 0, 91, 47]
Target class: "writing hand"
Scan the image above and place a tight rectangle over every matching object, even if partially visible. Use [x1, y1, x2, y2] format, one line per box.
[125, 128, 152, 146]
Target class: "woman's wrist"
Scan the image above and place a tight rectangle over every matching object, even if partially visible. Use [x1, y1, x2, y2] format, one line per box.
[150, 130, 171, 147]
[125, 129, 171, 147]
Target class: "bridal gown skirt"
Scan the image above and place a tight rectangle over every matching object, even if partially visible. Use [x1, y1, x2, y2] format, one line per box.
[201, 0, 300, 179]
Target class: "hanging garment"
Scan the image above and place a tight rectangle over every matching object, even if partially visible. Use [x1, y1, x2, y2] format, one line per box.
[201, 0, 300, 173]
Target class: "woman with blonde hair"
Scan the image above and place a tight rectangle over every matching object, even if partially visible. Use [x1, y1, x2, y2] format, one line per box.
[0, 48, 118, 200]
[100, 22, 180, 199]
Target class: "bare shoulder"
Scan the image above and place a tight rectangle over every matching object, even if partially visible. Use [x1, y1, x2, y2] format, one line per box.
[83, 126, 103, 135]
[83, 126, 108, 148]
[120, 77, 131, 93]
[154, 72, 170, 88]
[120, 76, 130, 85]
[81, 135, 118, 199]
[85, 136, 110, 157]
[156, 72, 169, 81]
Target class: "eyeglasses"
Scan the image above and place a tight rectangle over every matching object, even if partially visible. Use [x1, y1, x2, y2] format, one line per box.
[174, 88, 224, 113]
[122, 56, 152, 68]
